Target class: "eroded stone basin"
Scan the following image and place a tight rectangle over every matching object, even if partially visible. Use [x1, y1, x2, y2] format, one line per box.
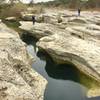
[21, 33, 100, 100]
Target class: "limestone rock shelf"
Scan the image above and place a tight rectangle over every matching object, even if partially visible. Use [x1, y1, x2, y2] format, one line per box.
[0, 21, 47, 100]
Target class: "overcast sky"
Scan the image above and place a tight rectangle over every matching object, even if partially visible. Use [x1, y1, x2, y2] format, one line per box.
[21, 0, 54, 3]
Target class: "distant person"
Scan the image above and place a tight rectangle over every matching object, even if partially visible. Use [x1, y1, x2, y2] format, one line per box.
[78, 8, 81, 16]
[32, 15, 36, 25]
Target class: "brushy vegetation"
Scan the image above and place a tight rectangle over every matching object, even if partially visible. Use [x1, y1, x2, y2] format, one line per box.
[0, 3, 44, 19]
[42, 0, 100, 9]
[0, 3, 27, 19]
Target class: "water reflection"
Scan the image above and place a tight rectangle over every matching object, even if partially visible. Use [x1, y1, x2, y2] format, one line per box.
[37, 51, 87, 100]
[46, 63, 79, 81]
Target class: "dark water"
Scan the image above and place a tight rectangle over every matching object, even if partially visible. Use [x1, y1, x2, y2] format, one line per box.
[21, 33, 100, 100]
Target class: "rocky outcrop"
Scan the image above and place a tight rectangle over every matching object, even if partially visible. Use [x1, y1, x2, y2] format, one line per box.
[21, 13, 34, 21]
[21, 12, 62, 23]
[19, 21, 59, 38]
[19, 11, 100, 97]
[5, 17, 17, 22]
[0, 21, 47, 100]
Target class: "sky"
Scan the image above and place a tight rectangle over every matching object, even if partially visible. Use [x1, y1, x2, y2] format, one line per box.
[21, 0, 54, 3]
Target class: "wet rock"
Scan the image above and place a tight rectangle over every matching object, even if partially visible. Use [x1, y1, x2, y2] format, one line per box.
[0, 22, 47, 100]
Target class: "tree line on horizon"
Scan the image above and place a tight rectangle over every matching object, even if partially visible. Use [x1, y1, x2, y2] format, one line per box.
[0, 0, 100, 9]
[44, 0, 100, 9]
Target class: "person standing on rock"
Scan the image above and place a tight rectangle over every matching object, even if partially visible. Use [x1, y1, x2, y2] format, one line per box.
[78, 8, 81, 16]
[32, 15, 36, 25]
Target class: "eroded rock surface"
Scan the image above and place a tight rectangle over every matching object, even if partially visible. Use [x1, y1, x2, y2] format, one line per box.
[19, 11, 100, 97]
[0, 21, 47, 100]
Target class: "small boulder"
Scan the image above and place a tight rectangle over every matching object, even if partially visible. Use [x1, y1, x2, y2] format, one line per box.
[21, 13, 34, 21]
[5, 17, 17, 22]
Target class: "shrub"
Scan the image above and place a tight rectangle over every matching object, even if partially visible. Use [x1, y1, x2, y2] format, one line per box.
[0, 3, 27, 18]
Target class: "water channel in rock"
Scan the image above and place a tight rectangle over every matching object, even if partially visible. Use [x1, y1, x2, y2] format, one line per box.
[21, 33, 100, 100]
